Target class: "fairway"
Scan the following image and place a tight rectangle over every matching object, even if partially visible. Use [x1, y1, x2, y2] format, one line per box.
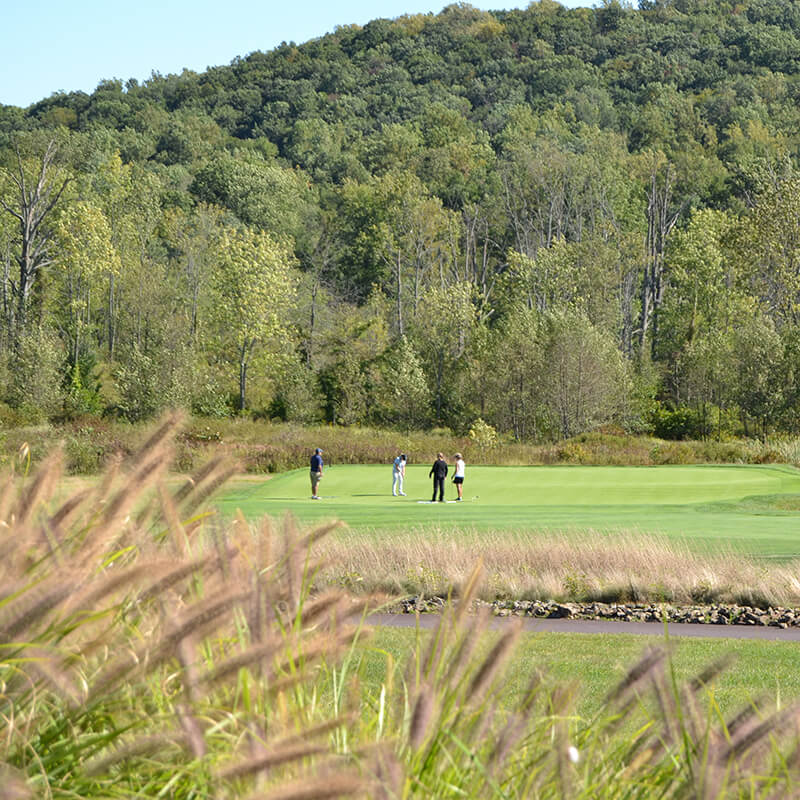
[216, 464, 800, 557]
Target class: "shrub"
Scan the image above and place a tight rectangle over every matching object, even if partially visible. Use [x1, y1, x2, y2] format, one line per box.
[468, 417, 499, 450]
[650, 404, 706, 440]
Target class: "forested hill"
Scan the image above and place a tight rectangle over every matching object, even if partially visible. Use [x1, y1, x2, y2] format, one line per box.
[2, 0, 800, 440]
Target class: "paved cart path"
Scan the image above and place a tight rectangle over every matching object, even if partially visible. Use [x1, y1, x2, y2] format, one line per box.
[367, 613, 800, 641]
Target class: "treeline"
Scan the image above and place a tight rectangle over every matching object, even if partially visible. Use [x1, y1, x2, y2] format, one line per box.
[3, 0, 800, 439]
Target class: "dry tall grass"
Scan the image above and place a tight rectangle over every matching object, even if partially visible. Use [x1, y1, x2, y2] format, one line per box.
[315, 528, 800, 607]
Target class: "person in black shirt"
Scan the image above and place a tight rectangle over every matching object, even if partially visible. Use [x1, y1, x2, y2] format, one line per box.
[429, 452, 448, 502]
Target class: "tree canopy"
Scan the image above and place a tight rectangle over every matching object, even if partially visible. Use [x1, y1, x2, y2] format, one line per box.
[4, 0, 800, 439]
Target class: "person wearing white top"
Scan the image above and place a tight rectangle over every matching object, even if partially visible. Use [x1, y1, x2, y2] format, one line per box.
[392, 453, 407, 496]
[453, 453, 465, 501]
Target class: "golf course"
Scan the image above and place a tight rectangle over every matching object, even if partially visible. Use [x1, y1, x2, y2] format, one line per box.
[217, 462, 800, 557]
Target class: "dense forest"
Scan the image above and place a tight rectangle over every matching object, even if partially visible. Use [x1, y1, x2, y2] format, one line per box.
[3, 0, 800, 441]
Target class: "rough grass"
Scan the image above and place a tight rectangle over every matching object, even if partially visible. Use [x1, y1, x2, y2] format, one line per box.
[2, 416, 800, 475]
[313, 528, 800, 608]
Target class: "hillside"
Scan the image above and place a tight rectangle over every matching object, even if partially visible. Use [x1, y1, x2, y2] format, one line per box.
[1, 0, 800, 440]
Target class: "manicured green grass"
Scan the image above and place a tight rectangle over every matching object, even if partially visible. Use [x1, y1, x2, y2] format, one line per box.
[360, 626, 800, 719]
[217, 464, 800, 557]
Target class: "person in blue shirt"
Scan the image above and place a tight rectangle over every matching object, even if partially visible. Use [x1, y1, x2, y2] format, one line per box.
[310, 447, 323, 499]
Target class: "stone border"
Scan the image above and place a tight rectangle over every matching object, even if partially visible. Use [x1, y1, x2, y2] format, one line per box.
[396, 597, 800, 629]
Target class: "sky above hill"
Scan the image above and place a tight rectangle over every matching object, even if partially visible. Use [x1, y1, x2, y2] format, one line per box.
[3, 0, 591, 109]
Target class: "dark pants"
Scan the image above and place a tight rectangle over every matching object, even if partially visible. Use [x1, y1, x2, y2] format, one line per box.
[432, 476, 445, 502]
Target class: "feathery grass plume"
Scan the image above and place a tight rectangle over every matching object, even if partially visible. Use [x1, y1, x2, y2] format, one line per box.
[486, 711, 527, 778]
[158, 483, 189, 556]
[90, 587, 252, 698]
[370, 744, 404, 800]
[650, 664, 681, 748]
[241, 767, 365, 800]
[726, 699, 771, 743]
[178, 459, 239, 518]
[453, 559, 483, 627]
[466, 620, 521, 704]
[16, 449, 62, 529]
[173, 453, 228, 505]
[46, 486, 92, 541]
[283, 514, 302, 618]
[176, 635, 200, 706]
[300, 592, 349, 630]
[217, 742, 329, 781]
[415, 606, 451, 688]
[83, 733, 191, 776]
[720, 703, 800, 764]
[605, 645, 669, 707]
[201, 639, 284, 687]
[408, 681, 436, 751]
[0, 472, 17, 528]
[0, 767, 32, 799]
[24, 646, 83, 707]
[61, 561, 167, 618]
[689, 654, 734, 695]
[129, 413, 183, 472]
[93, 452, 170, 545]
[298, 520, 344, 555]
[1, 578, 79, 641]
[270, 630, 359, 684]
[176, 702, 206, 759]
[0, 420, 382, 800]
[441, 606, 489, 692]
[135, 548, 235, 605]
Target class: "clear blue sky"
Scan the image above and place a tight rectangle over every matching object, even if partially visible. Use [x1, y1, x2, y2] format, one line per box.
[3, 0, 591, 109]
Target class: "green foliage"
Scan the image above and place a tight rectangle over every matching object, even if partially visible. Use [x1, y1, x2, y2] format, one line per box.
[10, 0, 800, 439]
[468, 417, 499, 449]
[114, 342, 194, 422]
[4, 326, 65, 423]
[650, 402, 707, 440]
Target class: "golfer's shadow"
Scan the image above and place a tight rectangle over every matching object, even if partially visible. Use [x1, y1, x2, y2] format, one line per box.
[351, 493, 385, 497]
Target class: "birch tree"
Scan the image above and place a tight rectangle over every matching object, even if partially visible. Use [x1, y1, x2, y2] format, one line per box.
[0, 140, 71, 344]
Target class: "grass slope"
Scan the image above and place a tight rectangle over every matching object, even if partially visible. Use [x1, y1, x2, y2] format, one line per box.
[217, 464, 800, 557]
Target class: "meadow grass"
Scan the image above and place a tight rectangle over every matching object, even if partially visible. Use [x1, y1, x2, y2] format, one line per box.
[311, 528, 800, 607]
[3, 416, 800, 475]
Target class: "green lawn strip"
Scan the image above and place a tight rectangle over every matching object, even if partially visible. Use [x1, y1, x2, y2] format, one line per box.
[216, 464, 800, 557]
[359, 627, 800, 719]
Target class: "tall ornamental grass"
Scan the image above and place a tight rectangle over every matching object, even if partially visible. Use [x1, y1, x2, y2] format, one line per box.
[0, 414, 374, 799]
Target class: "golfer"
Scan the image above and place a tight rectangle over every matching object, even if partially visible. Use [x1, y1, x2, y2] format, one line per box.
[310, 447, 323, 499]
[429, 452, 448, 503]
[392, 453, 407, 496]
[453, 452, 465, 501]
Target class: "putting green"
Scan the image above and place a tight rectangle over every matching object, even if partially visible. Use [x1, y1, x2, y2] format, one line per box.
[215, 464, 800, 558]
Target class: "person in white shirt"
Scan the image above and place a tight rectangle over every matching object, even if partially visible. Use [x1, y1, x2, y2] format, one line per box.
[453, 453, 465, 501]
[392, 453, 407, 496]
